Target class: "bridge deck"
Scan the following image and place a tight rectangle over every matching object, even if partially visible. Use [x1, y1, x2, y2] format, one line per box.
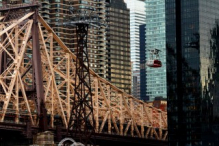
[0, 122, 168, 146]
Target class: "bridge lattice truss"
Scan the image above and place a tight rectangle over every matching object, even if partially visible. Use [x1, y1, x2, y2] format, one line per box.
[0, 12, 167, 140]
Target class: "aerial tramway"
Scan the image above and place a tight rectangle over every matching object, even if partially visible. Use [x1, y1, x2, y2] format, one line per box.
[146, 49, 162, 68]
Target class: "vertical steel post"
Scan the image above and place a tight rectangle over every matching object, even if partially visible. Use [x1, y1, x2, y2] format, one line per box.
[32, 9, 47, 132]
[0, 34, 7, 93]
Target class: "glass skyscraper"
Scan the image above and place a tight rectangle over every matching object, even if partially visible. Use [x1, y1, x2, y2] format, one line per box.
[145, 0, 166, 101]
[139, 24, 148, 101]
[124, 0, 145, 99]
[166, 0, 219, 145]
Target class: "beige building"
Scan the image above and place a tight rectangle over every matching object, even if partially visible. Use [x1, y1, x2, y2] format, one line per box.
[105, 0, 131, 93]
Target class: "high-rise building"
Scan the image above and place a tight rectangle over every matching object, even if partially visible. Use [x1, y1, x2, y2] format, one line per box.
[132, 71, 140, 97]
[124, 0, 145, 98]
[39, 0, 131, 93]
[40, 0, 107, 78]
[106, 0, 131, 93]
[139, 24, 148, 101]
[166, 0, 219, 145]
[41, 0, 132, 93]
[145, 0, 166, 101]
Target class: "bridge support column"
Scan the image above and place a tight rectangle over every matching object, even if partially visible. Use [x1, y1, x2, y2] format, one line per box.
[130, 99, 134, 137]
[119, 93, 123, 135]
[107, 85, 111, 134]
[159, 128, 162, 140]
[32, 9, 47, 132]
[94, 77, 99, 133]
[108, 111, 111, 134]
[141, 104, 144, 138]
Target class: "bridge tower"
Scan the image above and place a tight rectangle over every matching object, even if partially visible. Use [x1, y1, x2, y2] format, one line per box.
[0, 0, 48, 133]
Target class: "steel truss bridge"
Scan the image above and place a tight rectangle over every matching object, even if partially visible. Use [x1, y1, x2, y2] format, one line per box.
[0, 7, 167, 145]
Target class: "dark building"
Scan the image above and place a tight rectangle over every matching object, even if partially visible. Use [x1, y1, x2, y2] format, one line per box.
[106, 0, 131, 93]
[153, 96, 167, 112]
[139, 24, 148, 101]
[133, 75, 138, 96]
[166, 0, 219, 145]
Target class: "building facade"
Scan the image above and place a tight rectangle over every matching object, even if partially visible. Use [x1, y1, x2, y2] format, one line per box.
[106, 0, 131, 93]
[40, 0, 132, 93]
[166, 0, 219, 145]
[139, 24, 148, 101]
[40, 0, 107, 79]
[145, 0, 167, 101]
[132, 71, 140, 97]
[124, 0, 145, 98]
